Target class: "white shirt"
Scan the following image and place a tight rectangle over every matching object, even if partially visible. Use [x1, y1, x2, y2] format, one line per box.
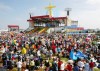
[37, 50, 41, 56]
[78, 61, 84, 68]
[16, 61, 22, 68]
[60, 63, 65, 70]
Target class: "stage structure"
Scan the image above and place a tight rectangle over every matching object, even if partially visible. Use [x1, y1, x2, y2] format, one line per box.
[26, 2, 82, 34]
[26, 3, 67, 34]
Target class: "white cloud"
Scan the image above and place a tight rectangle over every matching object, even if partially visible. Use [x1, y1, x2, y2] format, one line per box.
[75, 9, 100, 29]
[86, 0, 100, 5]
[0, 3, 12, 12]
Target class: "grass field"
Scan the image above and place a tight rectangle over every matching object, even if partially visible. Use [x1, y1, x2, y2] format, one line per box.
[93, 67, 100, 71]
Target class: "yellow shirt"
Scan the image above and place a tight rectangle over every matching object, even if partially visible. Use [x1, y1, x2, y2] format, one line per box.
[14, 39, 17, 44]
[21, 48, 27, 54]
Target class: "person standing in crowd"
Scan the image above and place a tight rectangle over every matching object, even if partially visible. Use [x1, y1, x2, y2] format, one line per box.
[84, 60, 90, 71]
[45, 59, 50, 71]
[89, 60, 94, 71]
[37, 50, 41, 58]
[60, 61, 65, 71]
[52, 58, 58, 71]
[65, 62, 73, 71]
[7, 59, 13, 70]
[26, 57, 30, 70]
[22, 60, 26, 71]
[35, 57, 40, 70]
[58, 59, 62, 71]
[77, 59, 85, 71]
[2, 53, 7, 67]
[16, 60, 22, 71]
[73, 62, 79, 71]
[30, 59, 35, 71]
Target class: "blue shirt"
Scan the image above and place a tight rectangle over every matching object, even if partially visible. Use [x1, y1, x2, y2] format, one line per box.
[73, 66, 79, 71]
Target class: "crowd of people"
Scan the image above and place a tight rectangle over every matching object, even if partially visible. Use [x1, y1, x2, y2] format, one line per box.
[0, 31, 100, 71]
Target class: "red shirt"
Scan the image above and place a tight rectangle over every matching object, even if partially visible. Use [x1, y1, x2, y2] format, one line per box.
[65, 64, 72, 71]
[58, 61, 62, 69]
[52, 44, 56, 53]
[89, 62, 94, 68]
[12, 56, 15, 60]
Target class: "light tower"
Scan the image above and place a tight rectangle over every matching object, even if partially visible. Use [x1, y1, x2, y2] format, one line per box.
[45, 3, 56, 17]
[65, 8, 71, 17]
[65, 8, 72, 26]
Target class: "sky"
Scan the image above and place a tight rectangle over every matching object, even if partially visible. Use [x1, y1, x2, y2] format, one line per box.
[0, 0, 100, 30]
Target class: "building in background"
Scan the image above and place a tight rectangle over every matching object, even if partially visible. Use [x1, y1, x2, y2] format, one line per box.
[8, 25, 19, 32]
